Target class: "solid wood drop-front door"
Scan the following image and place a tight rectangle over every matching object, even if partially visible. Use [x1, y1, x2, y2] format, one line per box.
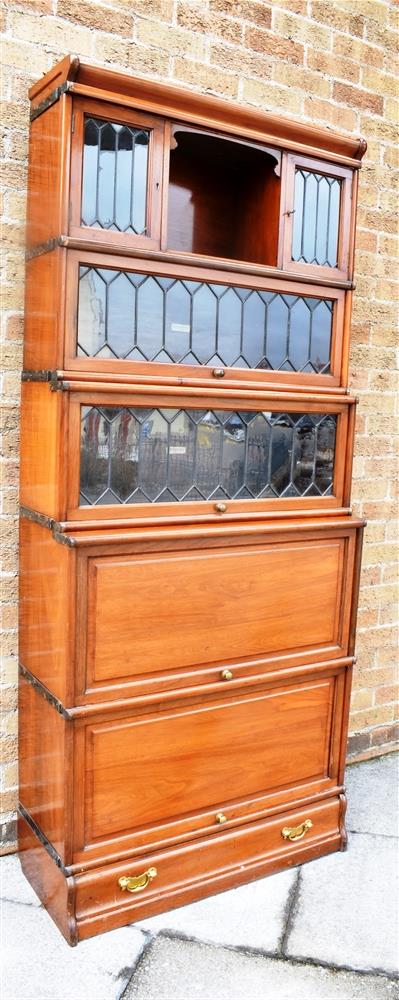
[19, 55, 366, 945]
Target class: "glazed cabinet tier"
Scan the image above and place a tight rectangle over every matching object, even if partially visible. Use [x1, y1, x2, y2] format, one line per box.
[24, 246, 351, 392]
[20, 380, 356, 523]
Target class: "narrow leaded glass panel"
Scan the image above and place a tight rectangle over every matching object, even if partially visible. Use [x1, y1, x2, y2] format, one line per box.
[292, 170, 341, 267]
[80, 407, 337, 505]
[81, 118, 149, 234]
[77, 269, 333, 374]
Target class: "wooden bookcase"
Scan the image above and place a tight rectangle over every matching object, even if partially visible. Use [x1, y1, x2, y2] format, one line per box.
[19, 55, 366, 945]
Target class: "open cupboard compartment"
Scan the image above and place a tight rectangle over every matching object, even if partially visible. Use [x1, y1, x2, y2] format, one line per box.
[68, 101, 355, 279]
[26, 57, 363, 281]
[20, 56, 366, 945]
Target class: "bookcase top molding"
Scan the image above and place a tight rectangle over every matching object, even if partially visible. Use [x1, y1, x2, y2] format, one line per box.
[29, 54, 367, 167]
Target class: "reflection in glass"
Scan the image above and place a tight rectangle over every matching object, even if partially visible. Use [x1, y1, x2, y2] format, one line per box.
[77, 269, 333, 374]
[196, 412, 221, 497]
[81, 118, 149, 234]
[292, 170, 341, 267]
[80, 408, 337, 505]
[80, 407, 110, 503]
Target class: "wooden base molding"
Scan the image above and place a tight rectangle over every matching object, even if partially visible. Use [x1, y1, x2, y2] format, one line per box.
[19, 795, 345, 946]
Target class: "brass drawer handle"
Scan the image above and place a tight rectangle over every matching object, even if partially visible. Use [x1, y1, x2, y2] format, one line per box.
[281, 819, 313, 842]
[221, 668, 233, 681]
[118, 867, 157, 893]
[214, 502, 227, 513]
[215, 812, 227, 824]
[213, 368, 225, 378]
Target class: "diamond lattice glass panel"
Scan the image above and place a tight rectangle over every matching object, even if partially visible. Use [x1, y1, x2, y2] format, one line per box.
[77, 270, 333, 374]
[292, 170, 341, 267]
[81, 118, 149, 234]
[80, 408, 337, 505]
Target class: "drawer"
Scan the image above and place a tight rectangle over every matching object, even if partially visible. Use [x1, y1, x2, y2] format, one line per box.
[77, 527, 357, 701]
[75, 796, 342, 940]
[74, 669, 346, 861]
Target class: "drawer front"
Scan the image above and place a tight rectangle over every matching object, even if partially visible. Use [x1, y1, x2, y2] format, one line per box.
[80, 533, 354, 696]
[75, 797, 342, 937]
[76, 671, 344, 855]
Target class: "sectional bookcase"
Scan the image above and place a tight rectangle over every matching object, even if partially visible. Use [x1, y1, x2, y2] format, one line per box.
[19, 56, 366, 944]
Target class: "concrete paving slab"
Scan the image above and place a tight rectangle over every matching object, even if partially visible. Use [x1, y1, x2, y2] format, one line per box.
[1, 854, 41, 906]
[2, 899, 146, 1000]
[123, 934, 398, 1000]
[286, 832, 399, 975]
[346, 753, 399, 837]
[137, 867, 296, 951]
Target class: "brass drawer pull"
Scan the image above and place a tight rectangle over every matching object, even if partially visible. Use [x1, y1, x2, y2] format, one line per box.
[215, 812, 227, 824]
[214, 502, 227, 513]
[213, 368, 225, 378]
[118, 867, 157, 893]
[281, 819, 313, 842]
[221, 668, 233, 681]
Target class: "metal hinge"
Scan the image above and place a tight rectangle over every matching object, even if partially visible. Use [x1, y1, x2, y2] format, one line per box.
[52, 530, 75, 547]
[25, 237, 61, 261]
[21, 370, 69, 392]
[20, 506, 75, 548]
[30, 81, 74, 122]
[22, 370, 53, 383]
[49, 373, 70, 392]
[20, 506, 55, 530]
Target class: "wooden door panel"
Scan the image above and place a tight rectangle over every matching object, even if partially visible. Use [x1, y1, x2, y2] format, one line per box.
[84, 676, 336, 846]
[86, 539, 344, 685]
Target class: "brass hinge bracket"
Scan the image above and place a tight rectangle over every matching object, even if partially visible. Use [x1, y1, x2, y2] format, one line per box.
[18, 803, 71, 876]
[25, 237, 61, 260]
[30, 81, 74, 122]
[49, 373, 70, 392]
[22, 369, 54, 383]
[19, 664, 73, 721]
[21, 370, 70, 392]
[20, 506, 75, 547]
[20, 505, 55, 530]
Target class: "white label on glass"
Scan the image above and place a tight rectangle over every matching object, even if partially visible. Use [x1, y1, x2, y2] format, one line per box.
[171, 323, 191, 333]
[169, 446, 186, 455]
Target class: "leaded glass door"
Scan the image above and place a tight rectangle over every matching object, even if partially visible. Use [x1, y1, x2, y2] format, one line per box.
[280, 154, 353, 281]
[69, 98, 164, 251]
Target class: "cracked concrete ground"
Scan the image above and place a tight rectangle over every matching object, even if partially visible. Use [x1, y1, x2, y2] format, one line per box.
[1, 753, 398, 1000]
